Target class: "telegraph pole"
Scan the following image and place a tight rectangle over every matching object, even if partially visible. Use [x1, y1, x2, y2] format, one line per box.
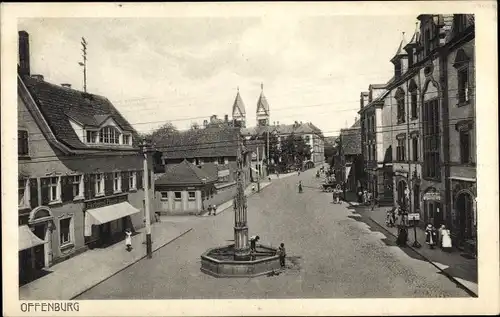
[266, 130, 270, 175]
[140, 139, 153, 259]
[79, 37, 88, 92]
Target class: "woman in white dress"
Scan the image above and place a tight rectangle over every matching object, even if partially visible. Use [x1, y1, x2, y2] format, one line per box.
[441, 225, 453, 251]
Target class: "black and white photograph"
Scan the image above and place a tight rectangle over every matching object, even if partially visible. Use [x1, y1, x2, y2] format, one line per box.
[1, 2, 498, 316]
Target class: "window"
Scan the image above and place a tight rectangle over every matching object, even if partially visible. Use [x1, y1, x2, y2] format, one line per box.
[174, 192, 182, 200]
[113, 172, 122, 193]
[395, 62, 402, 78]
[18, 130, 29, 156]
[454, 14, 468, 34]
[86, 130, 97, 143]
[397, 96, 405, 123]
[123, 134, 131, 145]
[458, 68, 469, 104]
[397, 138, 406, 161]
[460, 130, 471, 164]
[59, 217, 72, 246]
[224, 157, 229, 165]
[71, 175, 83, 198]
[160, 192, 168, 201]
[411, 92, 418, 119]
[99, 126, 120, 144]
[412, 137, 419, 161]
[188, 191, 196, 201]
[305, 135, 311, 143]
[48, 176, 60, 202]
[18, 178, 27, 206]
[423, 99, 440, 179]
[95, 173, 104, 196]
[129, 171, 137, 190]
[218, 157, 225, 165]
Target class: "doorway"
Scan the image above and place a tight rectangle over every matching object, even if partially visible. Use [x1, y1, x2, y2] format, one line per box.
[397, 180, 407, 206]
[32, 224, 46, 269]
[456, 192, 474, 240]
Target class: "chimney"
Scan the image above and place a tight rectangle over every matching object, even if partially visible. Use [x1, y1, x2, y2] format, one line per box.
[61, 83, 72, 88]
[224, 114, 228, 122]
[31, 74, 44, 81]
[18, 31, 30, 77]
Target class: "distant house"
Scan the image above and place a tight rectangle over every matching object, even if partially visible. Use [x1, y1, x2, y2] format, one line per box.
[155, 160, 217, 215]
[17, 31, 154, 284]
[337, 119, 363, 193]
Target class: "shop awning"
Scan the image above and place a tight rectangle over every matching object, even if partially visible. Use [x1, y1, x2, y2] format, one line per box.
[84, 202, 140, 236]
[19, 225, 46, 251]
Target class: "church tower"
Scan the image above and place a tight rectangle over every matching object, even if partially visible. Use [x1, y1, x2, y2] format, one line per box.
[232, 87, 246, 128]
[256, 83, 270, 126]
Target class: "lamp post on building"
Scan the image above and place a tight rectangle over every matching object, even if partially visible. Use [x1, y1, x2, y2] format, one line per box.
[139, 139, 153, 259]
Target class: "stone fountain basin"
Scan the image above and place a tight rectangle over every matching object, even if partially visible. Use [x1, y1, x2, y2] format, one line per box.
[201, 244, 281, 278]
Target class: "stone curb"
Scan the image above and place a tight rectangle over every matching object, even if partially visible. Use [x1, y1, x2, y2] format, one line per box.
[345, 201, 478, 297]
[69, 228, 193, 300]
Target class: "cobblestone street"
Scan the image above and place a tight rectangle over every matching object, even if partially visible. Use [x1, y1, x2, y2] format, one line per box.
[76, 170, 470, 299]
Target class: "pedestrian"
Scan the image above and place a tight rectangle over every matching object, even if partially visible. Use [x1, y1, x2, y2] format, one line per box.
[212, 205, 217, 216]
[440, 225, 452, 251]
[252, 183, 256, 192]
[396, 224, 408, 246]
[125, 229, 132, 252]
[278, 243, 286, 268]
[298, 181, 303, 193]
[250, 235, 260, 252]
[357, 187, 363, 203]
[425, 224, 437, 249]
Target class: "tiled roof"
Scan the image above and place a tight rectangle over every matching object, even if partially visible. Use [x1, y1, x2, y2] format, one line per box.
[155, 160, 217, 186]
[242, 122, 323, 138]
[232, 91, 246, 116]
[158, 126, 240, 159]
[22, 76, 138, 150]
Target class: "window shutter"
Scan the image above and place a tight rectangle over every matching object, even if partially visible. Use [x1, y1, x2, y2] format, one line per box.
[148, 172, 152, 189]
[84, 175, 91, 200]
[122, 171, 129, 192]
[105, 173, 114, 196]
[41, 178, 50, 205]
[137, 171, 143, 190]
[30, 178, 39, 209]
[61, 176, 73, 203]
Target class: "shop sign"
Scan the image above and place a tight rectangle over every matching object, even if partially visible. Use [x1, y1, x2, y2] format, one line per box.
[408, 213, 420, 221]
[85, 193, 128, 210]
[218, 169, 230, 177]
[394, 170, 408, 177]
[422, 190, 441, 201]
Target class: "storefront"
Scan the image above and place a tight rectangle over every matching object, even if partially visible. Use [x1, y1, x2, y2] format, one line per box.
[422, 187, 443, 228]
[451, 178, 477, 254]
[18, 225, 48, 285]
[84, 193, 140, 247]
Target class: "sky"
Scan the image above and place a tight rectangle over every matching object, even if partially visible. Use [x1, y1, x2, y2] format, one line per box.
[18, 16, 419, 137]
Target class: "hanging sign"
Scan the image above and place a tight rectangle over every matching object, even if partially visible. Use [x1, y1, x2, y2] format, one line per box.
[408, 213, 420, 221]
[422, 190, 441, 201]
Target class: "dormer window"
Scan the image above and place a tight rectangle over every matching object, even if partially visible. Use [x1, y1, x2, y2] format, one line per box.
[99, 126, 120, 144]
[123, 134, 131, 145]
[86, 130, 97, 143]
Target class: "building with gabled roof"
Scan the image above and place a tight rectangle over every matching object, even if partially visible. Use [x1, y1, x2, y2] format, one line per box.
[17, 31, 155, 284]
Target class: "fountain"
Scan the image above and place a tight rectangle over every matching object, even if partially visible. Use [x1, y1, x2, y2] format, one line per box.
[200, 157, 281, 278]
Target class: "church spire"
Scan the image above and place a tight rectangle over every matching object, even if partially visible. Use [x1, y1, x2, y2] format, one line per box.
[232, 86, 246, 128]
[256, 82, 270, 126]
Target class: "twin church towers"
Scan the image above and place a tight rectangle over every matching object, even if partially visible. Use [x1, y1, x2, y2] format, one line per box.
[231, 83, 270, 128]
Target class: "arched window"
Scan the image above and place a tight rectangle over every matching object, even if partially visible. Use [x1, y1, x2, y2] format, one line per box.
[395, 88, 405, 124]
[99, 126, 121, 144]
[409, 80, 418, 119]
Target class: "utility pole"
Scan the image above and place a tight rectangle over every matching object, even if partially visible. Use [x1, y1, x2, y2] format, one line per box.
[266, 130, 270, 175]
[140, 139, 153, 259]
[256, 145, 261, 192]
[340, 133, 346, 201]
[78, 37, 88, 92]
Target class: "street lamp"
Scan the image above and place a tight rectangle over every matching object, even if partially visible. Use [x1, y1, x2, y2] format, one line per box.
[139, 139, 153, 259]
[406, 185, 421, 248]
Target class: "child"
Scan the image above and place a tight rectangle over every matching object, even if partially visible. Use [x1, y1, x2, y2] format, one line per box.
[125, 229, 132, 252]
[425, 224, 437, 249]
[250, 235, 260, 252]
[278, 243, 286, 268]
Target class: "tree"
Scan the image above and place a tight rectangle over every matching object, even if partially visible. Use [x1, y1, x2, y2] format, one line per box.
[263, 131, 280, 168]
[190, 122, 200, 130]
[141, 122, 179, 146]
[280, 133, 311, 168]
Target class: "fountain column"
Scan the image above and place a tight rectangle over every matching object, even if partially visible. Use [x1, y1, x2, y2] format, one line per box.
[234, 153, 251, 260]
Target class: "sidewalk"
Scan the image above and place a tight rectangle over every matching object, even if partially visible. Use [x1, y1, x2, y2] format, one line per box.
[19, 221, 193, 300]
[200, 181, 272, 217]
[344, 194, 478, 296]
